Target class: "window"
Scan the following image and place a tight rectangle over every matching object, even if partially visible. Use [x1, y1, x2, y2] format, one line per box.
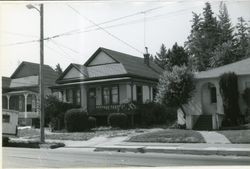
[152, 87, 157, 100]
[3, 114, 10, 123]
[111, 86, 118, 104]
[102, 86, 119, 105]
[210, 87, 217, 103]
[136, 86, 143, 104]
[66, 89, 73, 103]
[103, 87, 110, 105]
[75, 89, 81, 105]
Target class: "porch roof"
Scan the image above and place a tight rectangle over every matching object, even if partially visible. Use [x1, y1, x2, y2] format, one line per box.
[2, 90, 38, 96]
[195, 57, 250, 79]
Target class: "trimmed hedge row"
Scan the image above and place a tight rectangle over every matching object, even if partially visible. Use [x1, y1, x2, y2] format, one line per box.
[108, 113, 128, 129]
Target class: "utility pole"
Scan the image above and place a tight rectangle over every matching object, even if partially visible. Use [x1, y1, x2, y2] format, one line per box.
[26, 3, 45, 143]
[39, 4, 45, 143]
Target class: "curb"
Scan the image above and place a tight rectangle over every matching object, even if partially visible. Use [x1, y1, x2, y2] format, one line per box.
[94, 146, 250, 157]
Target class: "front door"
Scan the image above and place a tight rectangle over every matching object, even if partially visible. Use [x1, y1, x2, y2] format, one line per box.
[88, 88, 96, 113]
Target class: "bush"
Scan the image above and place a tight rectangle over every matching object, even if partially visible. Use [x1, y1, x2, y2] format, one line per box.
[88, 116, 96, 129]
[64, 108, 88, 132]
[137, 102, 176, 126]
[219, 72, 241, 126]
[108, 113, 128, 129]
[2, 136, 9, 146]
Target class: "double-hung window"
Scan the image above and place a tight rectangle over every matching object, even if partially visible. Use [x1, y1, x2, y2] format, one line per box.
[102, 86, 119, 105]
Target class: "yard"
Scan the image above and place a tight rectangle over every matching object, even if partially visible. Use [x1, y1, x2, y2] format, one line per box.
[128, 129, 206, 143]
[17, 127, 153, 141]
[218, 130, 250, 144]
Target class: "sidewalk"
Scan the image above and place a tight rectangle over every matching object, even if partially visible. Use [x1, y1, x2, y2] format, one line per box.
[51, 135, 250, 157]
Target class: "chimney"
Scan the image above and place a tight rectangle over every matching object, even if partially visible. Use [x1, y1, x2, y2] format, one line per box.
[143, 47, 150, 66]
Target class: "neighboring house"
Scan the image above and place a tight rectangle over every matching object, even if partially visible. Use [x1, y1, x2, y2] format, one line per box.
[51, 47, 163, 117]
[183, 58, 250, 130]
[2, 61, 58, 126]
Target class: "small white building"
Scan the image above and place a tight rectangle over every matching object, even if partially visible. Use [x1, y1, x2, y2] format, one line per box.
[183, 58, 250, 130]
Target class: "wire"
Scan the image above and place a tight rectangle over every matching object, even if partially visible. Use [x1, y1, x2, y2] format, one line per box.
[67, 4, 143, 54]
[50, 40, 81, 55]
[0, 39, 39, 47]
[0, 31, 38, 38]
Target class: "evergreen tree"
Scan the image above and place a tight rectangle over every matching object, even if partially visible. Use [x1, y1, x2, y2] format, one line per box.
[217, 2, 234, 44]
[210, 2, 236, 68]
[154, 44, 169, 68]
[235, 17, 249, 60]
[55, 63, 63, 76]
[166, 42, 189, 70]
[185, 12, 203, 71]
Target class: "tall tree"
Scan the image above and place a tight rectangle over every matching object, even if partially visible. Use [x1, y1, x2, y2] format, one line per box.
[210, 2, 236, 68]
[235, 17, 249, 60]
[55, 63, 63, 76]
[166, 42, 189, 70]
[217, 2, 234, 44]
[154, 44, 169, 68]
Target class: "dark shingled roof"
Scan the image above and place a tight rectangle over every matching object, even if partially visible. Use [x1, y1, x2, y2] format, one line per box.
[57, 47, 163, 83]
[195, 57, 250, 79]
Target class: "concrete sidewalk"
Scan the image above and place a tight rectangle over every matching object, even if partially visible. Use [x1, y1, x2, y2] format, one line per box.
[51, 136, 250, 157]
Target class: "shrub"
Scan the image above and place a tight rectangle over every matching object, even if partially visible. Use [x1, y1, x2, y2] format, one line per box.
[108, 113, 128, 129]
[137, 102, 176, 126]
[45, 95, 79, 130]
[88, 116, 96, 129]
[2, 136, 9, 146]
[219, 72, 241, 126]
[64, 108, 88, 132]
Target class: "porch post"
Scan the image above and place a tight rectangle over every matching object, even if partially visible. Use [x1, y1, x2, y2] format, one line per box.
[7, 95, 10, 110]
[24, 94, 28, 118]
[130, 81, 134, 127]
[149, 86, 151, 101]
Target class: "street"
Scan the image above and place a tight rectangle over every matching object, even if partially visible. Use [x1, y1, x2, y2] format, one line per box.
[3, 147, 250, 168]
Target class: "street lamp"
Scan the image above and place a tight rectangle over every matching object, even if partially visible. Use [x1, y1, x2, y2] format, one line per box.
[26, 4, 45, 143]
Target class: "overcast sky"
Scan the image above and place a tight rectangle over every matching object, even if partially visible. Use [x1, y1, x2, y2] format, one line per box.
[0, 0, 250, 77]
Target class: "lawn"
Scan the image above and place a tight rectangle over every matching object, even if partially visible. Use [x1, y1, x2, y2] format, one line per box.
[218, 130, 250, 144]
[128, 129, 206, 143]
[17, 127, 149, 141]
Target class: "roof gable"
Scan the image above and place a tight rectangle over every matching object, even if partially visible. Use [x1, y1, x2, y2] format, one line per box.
[63, 66, 86, 79]
[88, 51, 117, 66]
[57, 63, 88, 82]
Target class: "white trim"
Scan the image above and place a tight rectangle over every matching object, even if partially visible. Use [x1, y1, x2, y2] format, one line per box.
[56, 77, 132, 87]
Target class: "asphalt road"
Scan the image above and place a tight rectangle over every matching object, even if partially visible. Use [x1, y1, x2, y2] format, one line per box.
[3, 147, 250, 168]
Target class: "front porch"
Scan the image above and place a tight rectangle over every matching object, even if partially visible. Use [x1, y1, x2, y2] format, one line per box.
[2, 90, 39, 126]
[52, 77, 157, 115]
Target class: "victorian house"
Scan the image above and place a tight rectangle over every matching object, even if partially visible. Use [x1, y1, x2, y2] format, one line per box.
[51, 47, 163, 118]
[2, 61, 58, 126]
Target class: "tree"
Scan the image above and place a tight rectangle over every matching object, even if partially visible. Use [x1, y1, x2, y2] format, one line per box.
[219, 72, 241, 126]
[217, 2, 234, 44]
[166, 42, 189, 70]
[55, 63, 63, 76]
[235, 17, 249, 60]
[185, 2, 220, 71]
[155, 65, 195, 115]
[154, 44, 169, 68]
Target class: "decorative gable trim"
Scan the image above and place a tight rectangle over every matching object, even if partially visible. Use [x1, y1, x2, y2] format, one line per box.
[57, 64, 87, 82]
[84, 47, 119, 66]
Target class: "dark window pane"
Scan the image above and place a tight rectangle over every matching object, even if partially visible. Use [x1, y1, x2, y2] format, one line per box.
[3, 114, 10, 123]
[210, 87, 217, 103]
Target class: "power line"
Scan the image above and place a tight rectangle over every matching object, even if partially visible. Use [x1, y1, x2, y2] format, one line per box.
[67, 4, 143, 54]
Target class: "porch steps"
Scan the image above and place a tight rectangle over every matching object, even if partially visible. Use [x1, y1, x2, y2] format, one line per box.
[193, 115, 212, 131]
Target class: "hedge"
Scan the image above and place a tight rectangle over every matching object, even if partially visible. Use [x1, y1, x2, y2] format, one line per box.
[107, 113, 128, 129]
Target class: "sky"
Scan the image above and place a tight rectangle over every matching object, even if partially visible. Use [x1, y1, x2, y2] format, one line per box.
[0, 0, 250, 77]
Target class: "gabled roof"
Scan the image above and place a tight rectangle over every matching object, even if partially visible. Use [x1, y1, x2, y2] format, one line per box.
[11, 61, 58, 79]
[195, 57, 250, 79]
[57, 47, 163, 84]
[57, 63, 88, 82]
[85, 47, 163, 79]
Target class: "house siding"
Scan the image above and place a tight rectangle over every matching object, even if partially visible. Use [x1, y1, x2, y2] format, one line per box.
[89, 51, 116, 66]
